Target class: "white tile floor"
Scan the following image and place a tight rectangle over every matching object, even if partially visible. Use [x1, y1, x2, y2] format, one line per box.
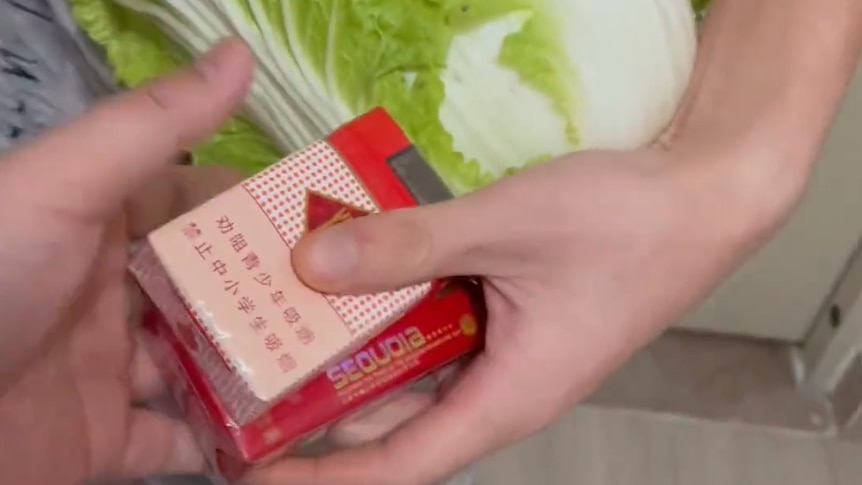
[477, 405, 862, 485]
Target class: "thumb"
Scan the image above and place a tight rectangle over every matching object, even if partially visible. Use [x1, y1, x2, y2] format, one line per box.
[293, 189, 509, 294]
[0, 37, 254, 221]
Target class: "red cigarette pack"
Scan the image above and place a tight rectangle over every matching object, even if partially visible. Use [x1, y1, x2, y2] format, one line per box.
[129, 108, 485, 479]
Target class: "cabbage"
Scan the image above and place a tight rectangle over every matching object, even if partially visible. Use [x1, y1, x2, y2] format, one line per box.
[72, 0, 704, 194]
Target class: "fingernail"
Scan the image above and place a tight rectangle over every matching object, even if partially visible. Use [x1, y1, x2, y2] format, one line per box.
[306, 226, 358, 284]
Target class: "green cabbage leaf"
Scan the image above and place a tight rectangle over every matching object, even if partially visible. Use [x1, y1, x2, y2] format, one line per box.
[73, 0, 707, 192]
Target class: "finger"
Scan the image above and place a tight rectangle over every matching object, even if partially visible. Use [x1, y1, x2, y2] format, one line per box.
[0, 37, 254, 222]
[118, 410, 206, 479]
[328, 364, 467, 448]
[130, 335, 167, 402]
[126, 274, 147, 327]
[293, 188, 513, 294]
[327, 392, 435, 448]
[247, 357, 509, 485]
[126, 164, 245, 239]
[435, 361, 467, 394]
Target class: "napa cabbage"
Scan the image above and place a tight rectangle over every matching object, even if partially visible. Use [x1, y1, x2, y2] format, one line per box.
[72, 0, 706, 194]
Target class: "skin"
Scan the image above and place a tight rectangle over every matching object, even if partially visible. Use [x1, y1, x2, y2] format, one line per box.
[0, 0, 860, 485]
[250, 0, 862, 484]
[0, 39, 255, 485]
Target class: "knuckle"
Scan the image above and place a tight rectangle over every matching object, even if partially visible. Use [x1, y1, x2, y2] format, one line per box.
[399, 213, 437, 274]
[140, 86, 186, 152]
[138, 62, 214, 152]
[143, 85, 171, 112]
[354, 211, 435, 273]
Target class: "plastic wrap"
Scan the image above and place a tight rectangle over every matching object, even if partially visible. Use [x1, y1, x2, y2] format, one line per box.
[129, 108, 485, 480]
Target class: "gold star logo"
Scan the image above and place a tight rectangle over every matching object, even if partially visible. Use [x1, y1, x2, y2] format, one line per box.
[460, 315, 477, 336]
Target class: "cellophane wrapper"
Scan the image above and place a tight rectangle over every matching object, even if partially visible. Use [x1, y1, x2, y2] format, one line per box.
[129, 108, 485, 480]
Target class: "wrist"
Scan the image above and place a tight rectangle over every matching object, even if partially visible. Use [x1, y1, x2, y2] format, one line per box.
[667, 0, 862, 161]
[667, 140, 806, 252]
[660, 0, 862, 239]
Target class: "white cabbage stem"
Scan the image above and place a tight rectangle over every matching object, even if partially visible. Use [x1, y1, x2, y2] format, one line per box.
[105, 0, 698, 191]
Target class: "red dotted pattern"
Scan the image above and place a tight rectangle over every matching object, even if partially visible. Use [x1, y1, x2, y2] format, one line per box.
[242, 141, 431, 337]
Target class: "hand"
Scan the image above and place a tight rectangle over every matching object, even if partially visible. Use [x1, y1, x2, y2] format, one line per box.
[249, 140, 807, 485]
[0, 39, 254, 485]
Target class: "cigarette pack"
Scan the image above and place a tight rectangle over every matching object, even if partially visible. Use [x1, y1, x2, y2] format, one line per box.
[129, 108, 485, 479]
